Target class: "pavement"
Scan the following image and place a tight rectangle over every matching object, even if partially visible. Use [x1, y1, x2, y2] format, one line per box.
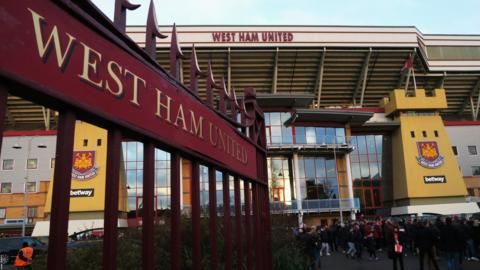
[320, 250, 480, 270]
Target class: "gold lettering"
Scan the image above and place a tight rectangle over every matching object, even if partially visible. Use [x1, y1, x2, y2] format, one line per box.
[242, 148, 248, 164]
[29, 8, 76, 69]
[124, 69, 146, 106]
[78, 42, 103, 88]
[209, 122, 218, 146]
[236, 143, 241, 161]
[174, 104, 188, 131]
[155, 89, 172, 123]
[105, 60, 123, 97]
[218, 128, 227, 152]
[189, 110, 204, 139]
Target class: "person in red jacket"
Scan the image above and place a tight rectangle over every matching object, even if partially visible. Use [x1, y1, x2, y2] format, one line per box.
[14, 242, 33, 269]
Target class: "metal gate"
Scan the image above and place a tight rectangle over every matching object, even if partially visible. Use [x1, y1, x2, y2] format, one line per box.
[0, 0, 272, 269]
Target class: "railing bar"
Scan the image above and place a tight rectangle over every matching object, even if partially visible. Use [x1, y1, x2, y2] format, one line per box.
[223, 172, 232, 270]
[142, 141, 155, 270]
[234, 177, 243, 269]
[209, 167, 219, 270]
[171, 152, 181, 270]
[191, 161, 201, 270]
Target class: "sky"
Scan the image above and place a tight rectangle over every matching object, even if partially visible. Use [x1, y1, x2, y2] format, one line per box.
[91, 0, 480, 34]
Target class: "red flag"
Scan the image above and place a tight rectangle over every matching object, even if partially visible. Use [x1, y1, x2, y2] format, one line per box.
[401, 55, 413, 73]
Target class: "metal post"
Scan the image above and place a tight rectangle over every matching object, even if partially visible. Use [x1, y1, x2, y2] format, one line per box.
[234, 177, 243, 269]
[251, 183, 260, 269]
[345, 153, 355, 221]
[171, 153, 181, 270]
[103, 128, 121, 270]
[142, 142, 155, 270]
[47, 110, 76, 270]
[292, 153, 303, 226]
[191, 161, 201, 270]
[208, 167, 218, 270]
[244, 181, 253, 270]
[223, 173, 232, 270]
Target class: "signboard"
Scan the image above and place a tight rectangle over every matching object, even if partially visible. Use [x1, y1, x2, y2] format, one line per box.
[416, 141, 444, 169]
[72, 151, 99, 180]
[70, 188, 95, 197]
[423, 175, 446, 184]
[212, 31, 294, 43]
[0, 1, 258, 181]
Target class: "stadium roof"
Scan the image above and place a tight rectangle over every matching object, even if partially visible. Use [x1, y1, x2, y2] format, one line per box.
[4, 25, 480, 130]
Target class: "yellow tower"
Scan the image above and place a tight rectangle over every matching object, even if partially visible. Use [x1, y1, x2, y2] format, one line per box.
[33, 122, 128, 236]
[381, 89, 479, 216]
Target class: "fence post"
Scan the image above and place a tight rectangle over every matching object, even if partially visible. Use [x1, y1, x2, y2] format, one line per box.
[47, 110, 76, 270]
[234, 177, 243, 269]
[209, 167, 218, 270]
[142, 142, 155, 269]
[103, 128, 122, 270]
[191, 161, 201, 270]
[171, 153, 181, 270]
[223, 173, 232, 270]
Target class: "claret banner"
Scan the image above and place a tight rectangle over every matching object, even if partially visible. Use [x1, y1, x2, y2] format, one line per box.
[0, 1, 259, 181]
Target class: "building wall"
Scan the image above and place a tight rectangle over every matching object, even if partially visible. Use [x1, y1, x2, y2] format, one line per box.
[1, 133, 56, 225]
[445, 124, 480, 177]
[393, 114, 467, 203]
[0, 134, 56, 193]
[0, 181, 49, 224]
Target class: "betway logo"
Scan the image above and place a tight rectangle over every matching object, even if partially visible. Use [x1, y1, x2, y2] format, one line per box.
[70, 188, 94, 197]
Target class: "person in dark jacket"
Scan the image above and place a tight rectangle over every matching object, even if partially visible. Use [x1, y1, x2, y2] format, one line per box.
[415, 220, 439, 270]
[440, 217, 462, 270]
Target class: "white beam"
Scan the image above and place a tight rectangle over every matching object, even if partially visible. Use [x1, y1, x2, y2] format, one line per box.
[353, 48, 372, 106]
[271, 47, 279, 94]
[315, 48, 326, 107]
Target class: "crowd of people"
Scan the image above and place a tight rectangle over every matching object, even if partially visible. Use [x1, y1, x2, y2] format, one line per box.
[295, 216, 480, 270]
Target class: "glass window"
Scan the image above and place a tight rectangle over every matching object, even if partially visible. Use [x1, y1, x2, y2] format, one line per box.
[315, 128, 325, 144]
[306, 127, 316, 144]
[366, 136, 376, 154]
[452, 146, 458, 156]
[264, 113, 271, 125]
[375, 135, 383, 153]
[351, 162, 361, 180]
[370, 163, 379, 179]
[27, 159, 37, 169]
[315, 158, 326, 179]
[468, 146, 478, 155]
[364, 189, 372, 208]
[271, 126, 282, 144]
[336, 128, 346, 144]
[27, 207, 37, 218]
[0, 208, 5, 219]
[0, 183, 12, 193]
[282, 127, 293, 144]
[2, 159, 14, 170]
[325, 128, 335, 144]
[373, 189, 382, 207]
[304, 158, 315, 179]
[357, 136, 367, 154]
[26, 182, 36, 193]
[270, 113, 281, 125]
[325, 159, 336, 177]
[360, 163, 370, 179]
[472, 166, 480, 176]
[295, 127, 306, 144]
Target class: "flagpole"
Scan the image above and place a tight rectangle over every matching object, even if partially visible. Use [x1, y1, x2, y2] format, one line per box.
[412, 66, 417, 92]
[404, 68, 411, 93]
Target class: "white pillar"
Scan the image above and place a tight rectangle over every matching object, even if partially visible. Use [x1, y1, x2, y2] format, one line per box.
[293, 153, 303, 226]
[345, 153, 356, 221]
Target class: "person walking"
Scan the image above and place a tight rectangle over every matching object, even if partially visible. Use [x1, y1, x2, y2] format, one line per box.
[319, 225, 331, 256]
[440, 217, 462, 270]
[14, 242, 33, 269]
[386, 220, 404, 270]
[415, 220, 440, 270]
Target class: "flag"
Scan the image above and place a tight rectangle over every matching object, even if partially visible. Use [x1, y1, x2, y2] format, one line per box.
[401, 55, 414, 73]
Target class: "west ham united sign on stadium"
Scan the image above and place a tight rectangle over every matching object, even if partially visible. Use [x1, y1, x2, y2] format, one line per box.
[416, 141, 444, 169]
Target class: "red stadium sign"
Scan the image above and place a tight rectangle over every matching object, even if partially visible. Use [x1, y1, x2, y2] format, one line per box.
[0, 1, 258, 180]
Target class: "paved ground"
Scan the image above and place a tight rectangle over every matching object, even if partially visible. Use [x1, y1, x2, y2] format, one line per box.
[320, 250, 480, 270]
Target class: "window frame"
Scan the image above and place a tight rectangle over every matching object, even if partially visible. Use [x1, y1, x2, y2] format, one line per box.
[0, 182, 12, 193]
[2, 159, 14, 170]
[0, 208, 5, 219]
[472, 166, 480, 176]
[26, 158, 38, 169]
[467, 145, 478, 156]
[26, 181, 37, 193]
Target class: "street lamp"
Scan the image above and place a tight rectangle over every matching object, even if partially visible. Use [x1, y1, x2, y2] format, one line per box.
[12, 138, 47, 237]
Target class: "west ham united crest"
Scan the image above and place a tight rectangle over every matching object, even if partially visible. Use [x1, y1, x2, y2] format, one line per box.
[72, 151, 99, 180]
[416, 141, 444, 169]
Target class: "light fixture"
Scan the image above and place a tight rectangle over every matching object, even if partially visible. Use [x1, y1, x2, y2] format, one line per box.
[12, 143, 22, 149]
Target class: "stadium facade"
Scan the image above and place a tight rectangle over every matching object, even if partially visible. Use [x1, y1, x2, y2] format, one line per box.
[1, 25, 480, 233]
